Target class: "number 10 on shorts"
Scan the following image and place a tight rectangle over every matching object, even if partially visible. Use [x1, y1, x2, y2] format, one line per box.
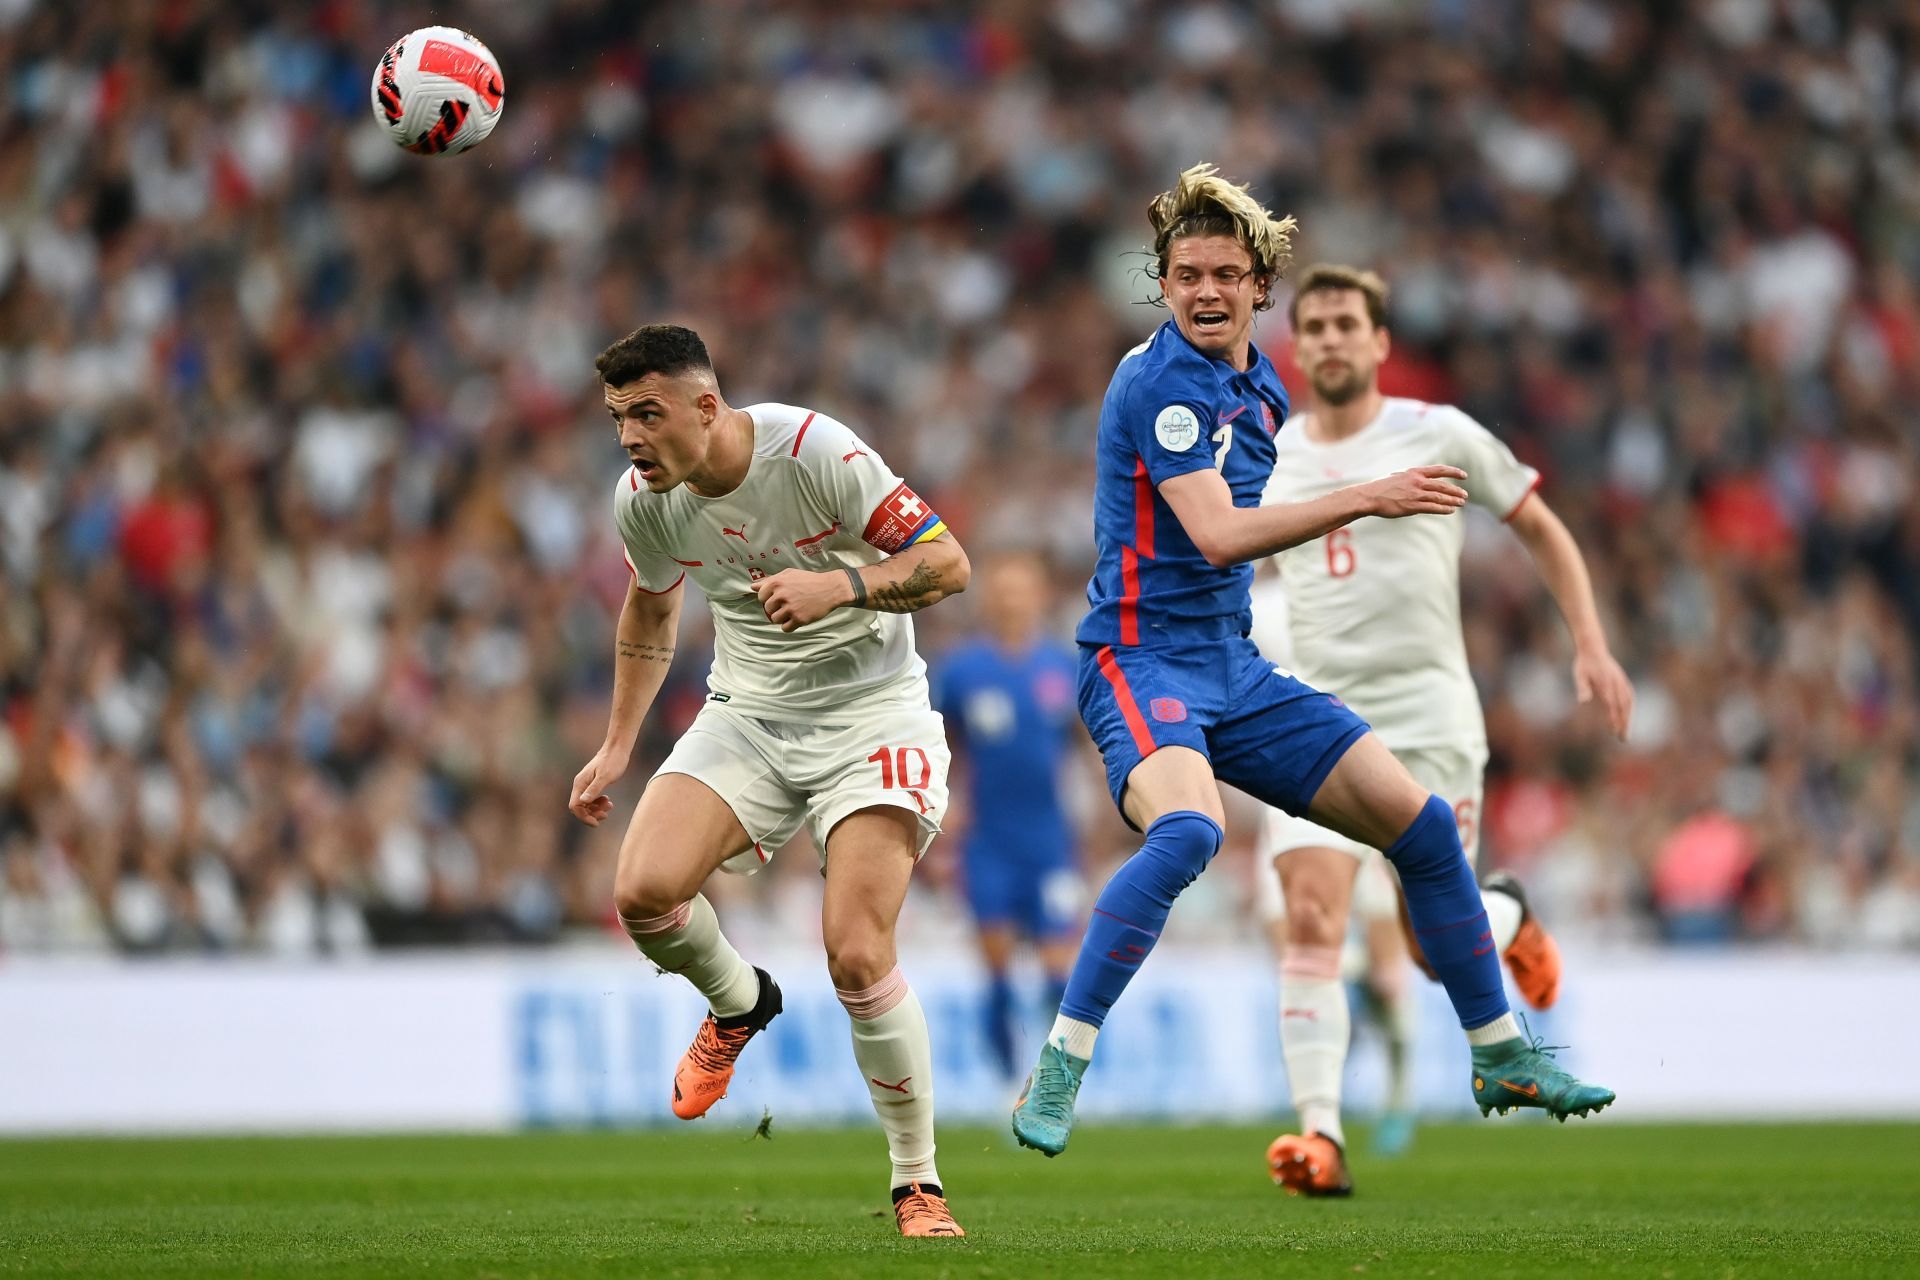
[867, 746, 932, 790]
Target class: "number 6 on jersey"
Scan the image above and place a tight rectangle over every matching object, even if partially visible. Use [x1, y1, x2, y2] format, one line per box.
[1326, 527, 1356, 578]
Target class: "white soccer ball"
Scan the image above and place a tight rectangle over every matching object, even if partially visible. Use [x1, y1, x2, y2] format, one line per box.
[370, 26, 506, 156]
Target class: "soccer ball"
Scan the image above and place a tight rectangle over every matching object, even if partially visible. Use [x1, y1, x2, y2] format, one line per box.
[370, 27, 505, 156]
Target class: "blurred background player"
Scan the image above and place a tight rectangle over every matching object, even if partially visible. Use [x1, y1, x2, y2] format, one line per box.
[933, 550, 1083, 1078]
[1256, 267, 1634, 1197]
[1248, 571, 1423, 1162]
[567, 325, 971, 1237]
[1012, 166, 1615, 1161]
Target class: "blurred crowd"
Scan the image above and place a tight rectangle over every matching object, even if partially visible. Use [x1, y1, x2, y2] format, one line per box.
[2, 0, 1917, 958]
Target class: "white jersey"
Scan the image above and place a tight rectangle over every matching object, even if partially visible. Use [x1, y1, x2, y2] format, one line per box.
[1258, 397, 1539, 751]
[614, 403, 950, 723]
[1247, 571, 1296, 669]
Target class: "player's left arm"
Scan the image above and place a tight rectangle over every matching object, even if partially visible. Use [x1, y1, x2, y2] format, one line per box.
[754, 532, 970, 632]
[751, 415, 970, 631]
[1505, 493, 1634, 740]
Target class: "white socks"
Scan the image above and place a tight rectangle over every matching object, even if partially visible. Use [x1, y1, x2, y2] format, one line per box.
[1047, 1014, 1099, 1060]
[1390, 990, 1420, 1113]
[620, 894, 760, 1018]
[1466, 1011, 1522, 1046]
[1373, 971, 1418, 1115]
[1484, 886, 1525, 955]
[1279, 944, 1350, 1148]
[838, 967, 940, 1191]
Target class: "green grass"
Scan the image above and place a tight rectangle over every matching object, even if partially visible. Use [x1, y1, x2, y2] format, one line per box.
[1, 1122, 1915, 1278]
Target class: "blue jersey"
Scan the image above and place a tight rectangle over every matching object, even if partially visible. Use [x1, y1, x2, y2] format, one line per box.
[1076, 321, 1289, 649]
[934, 637, 1079, 856]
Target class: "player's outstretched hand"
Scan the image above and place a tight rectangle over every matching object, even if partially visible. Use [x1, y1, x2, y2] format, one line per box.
[751, 568, 847, 632]
[569, 747, 628, 826]
[1360, 464, 1469, 518]
[1574, 647, 1635, 741]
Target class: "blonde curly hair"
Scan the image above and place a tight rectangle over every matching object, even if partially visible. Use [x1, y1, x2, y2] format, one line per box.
[1147, 163, 1297, 312]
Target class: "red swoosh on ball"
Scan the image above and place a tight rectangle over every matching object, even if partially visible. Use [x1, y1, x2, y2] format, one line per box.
[419, 39, 504, 109]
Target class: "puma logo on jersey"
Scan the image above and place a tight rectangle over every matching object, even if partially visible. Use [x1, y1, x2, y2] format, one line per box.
[722, 523, 749, 542]
[842, 448, 869, 463]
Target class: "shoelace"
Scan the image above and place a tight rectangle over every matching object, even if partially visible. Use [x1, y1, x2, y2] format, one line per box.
[1516, 1013, 1570, 1063]
[896, 1190, 958, 1232]
[686, 1019, 753, 1075]
[1027, 1052, 1083, 1116]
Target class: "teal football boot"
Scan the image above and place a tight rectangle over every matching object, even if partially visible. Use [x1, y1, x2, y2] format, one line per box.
[1011, 1041, 1089, 1156]
[1472, 1021, 1615, 1121]
[1372, 1109, 1416, 1156]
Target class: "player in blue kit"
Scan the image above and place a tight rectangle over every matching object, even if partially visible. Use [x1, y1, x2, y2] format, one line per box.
[934, 550, 1083, 1078]
[1011, 164, 1614, 1159]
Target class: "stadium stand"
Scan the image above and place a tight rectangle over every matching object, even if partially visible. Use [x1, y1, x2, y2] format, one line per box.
[0, 0, 1915, 954]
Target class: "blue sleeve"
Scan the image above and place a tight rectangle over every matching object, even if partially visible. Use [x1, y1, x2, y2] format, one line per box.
[1123, 365, 1218, 487]
[931, 651, 964, 722]
[929, 657, 951, 720]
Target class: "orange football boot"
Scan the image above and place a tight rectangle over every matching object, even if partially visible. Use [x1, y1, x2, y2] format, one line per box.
[1267, 1132, 1353, 1197]
[893, 1183, 965, 1237]
[1485, 871, 1561, 1010]
[671, 967, 781, 1120]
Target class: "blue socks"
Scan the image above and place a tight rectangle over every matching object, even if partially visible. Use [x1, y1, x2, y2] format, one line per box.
[983, 972, 1017, 1077]
[1051, 796, 1503, 1038]
[1384, 793, 1510, 1029]
[1060, 810, 1224, 1027]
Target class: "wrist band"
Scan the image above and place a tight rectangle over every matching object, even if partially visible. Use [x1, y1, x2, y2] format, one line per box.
[842, 566, 868, 609]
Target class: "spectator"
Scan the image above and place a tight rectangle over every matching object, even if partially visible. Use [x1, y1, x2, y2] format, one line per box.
[0, 0, 1914, 954]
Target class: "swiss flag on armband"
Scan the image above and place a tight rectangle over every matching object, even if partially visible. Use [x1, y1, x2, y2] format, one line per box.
[862, 482, 939, 553]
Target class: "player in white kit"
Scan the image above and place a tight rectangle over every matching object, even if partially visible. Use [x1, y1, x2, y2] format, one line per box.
[1256, 268, 1634, 1196]
[566, 325, 970, 1237]
[1247, 572, 1427, 1156]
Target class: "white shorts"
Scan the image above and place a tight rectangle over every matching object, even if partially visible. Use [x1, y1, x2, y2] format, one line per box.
[1253, 744, 1486, 924]
[656, 700, 950, 875]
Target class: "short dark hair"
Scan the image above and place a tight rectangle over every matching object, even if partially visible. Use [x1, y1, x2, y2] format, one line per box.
[1288, 264, 1390, 330]
[594, 324, 712, 387]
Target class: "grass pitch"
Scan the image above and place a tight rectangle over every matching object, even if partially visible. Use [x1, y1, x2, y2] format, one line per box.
[1, 1121, 1914, 1278]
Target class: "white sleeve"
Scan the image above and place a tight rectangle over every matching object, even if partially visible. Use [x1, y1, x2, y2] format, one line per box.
[794, 413, 950, 553]
[611, 471, 684, 594]
[1443, 408, 1541, 521]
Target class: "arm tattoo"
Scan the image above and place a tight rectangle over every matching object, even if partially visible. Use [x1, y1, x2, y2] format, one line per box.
[868, 560, 943, 613]
[618, 641, 674, 664]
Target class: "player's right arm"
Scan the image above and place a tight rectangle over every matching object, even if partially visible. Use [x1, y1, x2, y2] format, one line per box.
[570, 576, 682, 826]
[1160, 463, 1468, 568]
[1122, 372, 1466, 570]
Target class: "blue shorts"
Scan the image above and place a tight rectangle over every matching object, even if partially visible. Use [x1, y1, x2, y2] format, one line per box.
[961, 841, 1080, 940]
[1077, 637, 1369, 823]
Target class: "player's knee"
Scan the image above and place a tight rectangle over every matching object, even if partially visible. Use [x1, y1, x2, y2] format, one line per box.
[1285, 893, 1345, 949]
[613, 874, 687, 925]
[1382, 793, 1461, 875]
[1277, 852, 1350, 946]
[1137, 810, 1224, 896]
[823, 932, 892, 993]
